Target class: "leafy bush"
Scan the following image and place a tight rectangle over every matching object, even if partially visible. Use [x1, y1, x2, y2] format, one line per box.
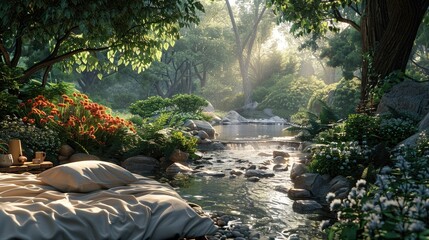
[343, 114, 381, 146]
[0, 115, 61, 162]
[308, 141, 370, 178]
[19, 93, 136, 157]
[0, 64, 22, 120]
[129, 96, 171, 119]
[322, 132, 429, 239]
[127, 113, 197, 159]
[172, 94, 208, 113]
[379, 117, 417, 147]
[258, 75, 325, 118]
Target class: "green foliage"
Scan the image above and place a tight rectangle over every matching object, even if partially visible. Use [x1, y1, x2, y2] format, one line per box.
[343, 114, 381, 146]
[308, 78, 360, 120]
[370, 71, 404, 106]
[258, 75, 325, 118]
[129, 96, 172, 119]
[128, 113, 197, 159]
[379, 116, 417, 147]
[19, 80, 77, 103]
[0, 0, 204, 82]
[320, 28, 362, 79]
[0, 64, 22, 120]
[323, 134, 429, 239]
[172, 94, 208, 113]
[309, 141, 370, 178]
[129, 94, 208, 124]
[0, 115, 61, 162]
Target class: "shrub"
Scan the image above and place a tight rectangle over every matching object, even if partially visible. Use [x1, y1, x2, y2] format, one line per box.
[379, 117, 417, 147]
[343, 114, 380, 145]
[19, 93, 136, 157]
[129, 96, 171, 119]
[308, 141, 370, 178]
[258, 75, 325, 118]
[322, 133, 429, 239]
[127, 113, 198, 159]
[172, 94, 208, 113]
[0, 115, 61, 162]
[0, 64, 22, 120]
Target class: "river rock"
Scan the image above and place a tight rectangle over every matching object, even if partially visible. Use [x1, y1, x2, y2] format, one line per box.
[169, 149, 189, 162]
[198, 142, 226, 151]
[294, 173, 331, 200]
[230, 169, 245, 176]
[273, 156, 287, 164]
[247, 176, 260, 182]
[222, 110, 249, 124]
[122, 155, 159, 176]
[288, 188, 312, 199]
[273, 150, 289, 158]
[69, 153, 100, 162]
[245, 169, 275, 178]
[290, 163, 307, 180]
[197, 130, 210, 140]
[184, 119, 197, 130]
[193, 120, 216, 139]
[274, 186, 289, 194]
[194, 170, 226, 177]
[273, 164, 288, 171]
[328, 175, 351, 200]
[165, 162, 193, 176]
[292, 200, 323, 213]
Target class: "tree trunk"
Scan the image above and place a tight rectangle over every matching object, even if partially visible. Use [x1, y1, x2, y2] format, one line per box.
[359, 0, 428, 111]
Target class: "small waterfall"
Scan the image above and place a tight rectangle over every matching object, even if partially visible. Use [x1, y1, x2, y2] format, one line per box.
[223, 140, 301, 151]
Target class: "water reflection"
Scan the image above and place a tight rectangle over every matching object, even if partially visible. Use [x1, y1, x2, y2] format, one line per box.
[176, 148, 324, 238]
[214, 124, 293, 141]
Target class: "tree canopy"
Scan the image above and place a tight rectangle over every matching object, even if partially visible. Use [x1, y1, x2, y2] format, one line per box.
[0, 0, 204, 85]
[268, 0, 429, 110]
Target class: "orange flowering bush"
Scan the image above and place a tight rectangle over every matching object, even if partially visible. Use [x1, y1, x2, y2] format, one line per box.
[20, 93, 137, 156]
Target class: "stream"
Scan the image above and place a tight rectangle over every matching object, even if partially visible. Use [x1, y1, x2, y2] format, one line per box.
[175, 124, 324, 239]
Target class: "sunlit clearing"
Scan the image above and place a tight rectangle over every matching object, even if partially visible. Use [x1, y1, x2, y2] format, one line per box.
[263, 25, 288, 52]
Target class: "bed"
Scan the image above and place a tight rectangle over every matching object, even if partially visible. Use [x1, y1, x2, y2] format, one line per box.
[0, 160, 217, 239]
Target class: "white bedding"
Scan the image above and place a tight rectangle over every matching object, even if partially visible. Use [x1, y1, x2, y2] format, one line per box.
[0, 173, 217, 240]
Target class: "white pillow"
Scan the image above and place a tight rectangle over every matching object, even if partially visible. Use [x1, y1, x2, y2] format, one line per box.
[38, 160, 138, 192]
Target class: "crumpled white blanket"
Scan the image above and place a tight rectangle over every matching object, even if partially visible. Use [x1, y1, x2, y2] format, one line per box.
[0, 173, 217, 240]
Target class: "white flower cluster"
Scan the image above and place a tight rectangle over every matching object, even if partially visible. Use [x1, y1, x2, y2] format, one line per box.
[324, 146, 429, 238]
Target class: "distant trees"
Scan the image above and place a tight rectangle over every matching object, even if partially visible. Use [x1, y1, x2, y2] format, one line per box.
[0, 0, 203, 86]
[268, 0, 429, 110]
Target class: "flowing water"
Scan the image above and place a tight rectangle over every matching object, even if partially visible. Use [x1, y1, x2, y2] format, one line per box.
[176, 124, 324, 239]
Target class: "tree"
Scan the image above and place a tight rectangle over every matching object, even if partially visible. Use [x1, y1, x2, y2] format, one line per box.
[226, 0, 267, 106]
[267, 0, 429, 110]
[0, 0, 203, 86]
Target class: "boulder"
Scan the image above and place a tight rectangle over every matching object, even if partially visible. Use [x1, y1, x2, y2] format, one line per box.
[203, 101, 215, 112]
[165, 162, 193, 176]
[197, 130, 210, 140]
[273, 164, 288, 172]
[193, 120, 216, 139]
[376, 79, 429, 120]
[294, 173, 331, 199]
[292, 200, 323, 213]
[222, 111, 249, 124]
[122, 155, 159, 177]
[328, 175, 351, 200]
[290, 163, 308, 180]
[69, 153, 100, 162]
[169, 149, 189, 163]
[58, 144, 75, 158]
[184, 119, 197, 131]
[197, 142, 226, 151]
[247, 176, 260, 182]
[288, 188, 312, 199]
[273, 150, 290, 158]
[273, 156, 287, 164]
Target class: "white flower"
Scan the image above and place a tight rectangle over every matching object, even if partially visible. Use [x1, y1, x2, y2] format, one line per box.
[356, 179, 366, 188]
[326, 192, 336, 203]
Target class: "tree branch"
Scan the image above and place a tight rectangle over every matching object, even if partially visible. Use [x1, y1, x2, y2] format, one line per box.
[333, 8, 360, 31]
[0, 43, 11, 65]
[21, 46, 109, 83]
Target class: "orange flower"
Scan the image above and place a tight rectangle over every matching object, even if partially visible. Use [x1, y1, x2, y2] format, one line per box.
[22, 116, 28, 122]
[28, 119, 35, 124]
